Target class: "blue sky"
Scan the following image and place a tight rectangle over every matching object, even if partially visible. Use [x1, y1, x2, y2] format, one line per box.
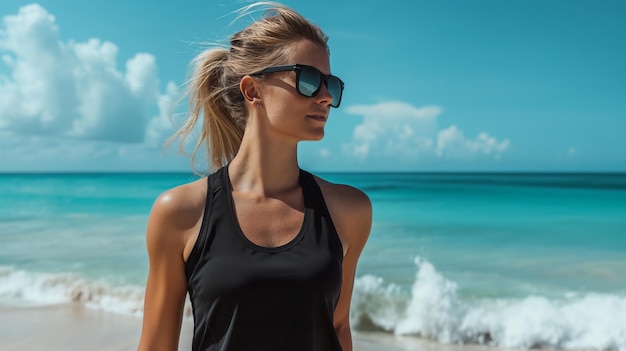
[0, 0, 624, 172]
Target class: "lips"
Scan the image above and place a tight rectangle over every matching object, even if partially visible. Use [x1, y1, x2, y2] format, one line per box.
[306, 114, 327, 122]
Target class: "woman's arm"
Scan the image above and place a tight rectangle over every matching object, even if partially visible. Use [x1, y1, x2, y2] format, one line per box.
[320, 182, 372, 351]
[137, 182, 205, 351]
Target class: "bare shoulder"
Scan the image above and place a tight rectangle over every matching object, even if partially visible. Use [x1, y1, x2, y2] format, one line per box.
[314, 176, 371, 212]
[151, 178, 207, 226]
[313, 175, 372, 253]
[146, 177, 208, 255]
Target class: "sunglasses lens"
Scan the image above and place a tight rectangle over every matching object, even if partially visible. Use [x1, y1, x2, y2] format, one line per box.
[327, 77, 343, 108]
[294, 65, 343, 108]
[298, 67, 322, 97]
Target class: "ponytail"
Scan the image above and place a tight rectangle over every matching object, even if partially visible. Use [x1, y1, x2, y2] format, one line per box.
[172, 48, 245, 172]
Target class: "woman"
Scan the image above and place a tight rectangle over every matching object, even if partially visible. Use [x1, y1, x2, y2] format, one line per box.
[138, 3, 371, 350]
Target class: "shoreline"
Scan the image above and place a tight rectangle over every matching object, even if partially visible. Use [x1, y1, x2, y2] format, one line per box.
[0, 304, 400, 351]
[0, 304, 599, 351]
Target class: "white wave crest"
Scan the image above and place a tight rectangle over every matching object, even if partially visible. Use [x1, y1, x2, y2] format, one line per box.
[351, 257, 626, 350]
[0, 266, 145, 316]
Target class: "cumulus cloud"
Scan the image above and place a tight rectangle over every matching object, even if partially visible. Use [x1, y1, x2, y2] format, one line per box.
[0, 4, 176, 144]
[344, 101, 510, 160]
[145, 81, 181, 147]
[436, 125, 510, 158]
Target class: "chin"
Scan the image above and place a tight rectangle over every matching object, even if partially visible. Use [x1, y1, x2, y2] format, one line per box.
[306, 130, 325, 141]
[295, 127, 325, 142]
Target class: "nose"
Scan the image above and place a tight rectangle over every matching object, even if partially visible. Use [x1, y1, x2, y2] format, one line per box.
[315, 79, 333, 107]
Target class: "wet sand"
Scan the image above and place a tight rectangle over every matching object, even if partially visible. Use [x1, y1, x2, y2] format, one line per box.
[3, 303, 556, 351]
[0, 304, 591, 351]
[0, 304, 397, 351]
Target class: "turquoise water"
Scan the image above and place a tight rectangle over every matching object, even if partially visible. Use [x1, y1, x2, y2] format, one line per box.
[1, 172, 625, 349]
[339, 173, 626, 296]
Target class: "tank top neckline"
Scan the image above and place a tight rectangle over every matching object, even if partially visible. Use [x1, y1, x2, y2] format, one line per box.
[222, 166, 312, 253]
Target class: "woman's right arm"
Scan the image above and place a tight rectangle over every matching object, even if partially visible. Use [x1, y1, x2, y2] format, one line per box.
[137, 183, 204, 351]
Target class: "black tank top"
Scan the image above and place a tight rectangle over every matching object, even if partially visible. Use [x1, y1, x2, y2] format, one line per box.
[185, 166, 344, 351]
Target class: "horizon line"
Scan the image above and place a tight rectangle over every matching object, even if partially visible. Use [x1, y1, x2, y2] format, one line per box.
[1, 170, 625, 175]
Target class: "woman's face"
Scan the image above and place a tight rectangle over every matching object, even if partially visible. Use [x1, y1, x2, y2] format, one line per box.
[255, 39, 335, 142]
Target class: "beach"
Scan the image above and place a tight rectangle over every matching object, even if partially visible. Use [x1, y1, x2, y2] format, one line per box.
[1, 304, 149, 351]
[0, 305, 604, 351]
[0, 304, 402, 351]
[0, 303, 513, 351]
[1, 172, 625, 350]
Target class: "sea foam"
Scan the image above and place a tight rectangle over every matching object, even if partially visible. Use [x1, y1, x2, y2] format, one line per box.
[3, 261, 625, 350]
[0, 266, 145, 316]
[351, 257, 626, 350]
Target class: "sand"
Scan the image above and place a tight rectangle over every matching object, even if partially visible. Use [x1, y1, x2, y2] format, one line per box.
[0, 304, 402, 351]
[1, 304, 589, 351]
[1, 303, 593, 351]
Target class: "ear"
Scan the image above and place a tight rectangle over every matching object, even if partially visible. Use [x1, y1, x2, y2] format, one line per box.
[240, 76, 261, 106]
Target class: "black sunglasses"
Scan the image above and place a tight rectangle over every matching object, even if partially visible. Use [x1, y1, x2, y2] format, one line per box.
[252, 64, 344, 108]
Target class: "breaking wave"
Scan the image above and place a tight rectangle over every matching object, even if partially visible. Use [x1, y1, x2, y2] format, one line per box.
[0, 266, 146, 316]
[351, 257, 626, 350]
[2, 259, 626, 350]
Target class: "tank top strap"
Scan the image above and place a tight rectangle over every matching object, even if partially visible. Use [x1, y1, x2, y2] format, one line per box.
[299, 169, 344, 255]
[299, 169, 327, 215]
[184, 168, 221, 280]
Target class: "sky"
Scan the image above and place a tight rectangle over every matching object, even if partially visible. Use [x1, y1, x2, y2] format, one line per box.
[0, 0, 624, 173]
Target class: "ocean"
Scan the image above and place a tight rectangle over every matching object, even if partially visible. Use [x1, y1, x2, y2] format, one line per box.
[1, 172, 625, 350]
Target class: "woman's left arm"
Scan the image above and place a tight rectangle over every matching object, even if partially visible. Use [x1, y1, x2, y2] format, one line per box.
[321, 183, 372, 351]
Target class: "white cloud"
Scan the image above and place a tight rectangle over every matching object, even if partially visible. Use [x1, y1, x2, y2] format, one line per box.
[318, 148, 331, 158]
[344, 101, 510, 160]
[0, 4, 176, 144]
[145, 81, 181, 147]
[436, 125, 510, 159]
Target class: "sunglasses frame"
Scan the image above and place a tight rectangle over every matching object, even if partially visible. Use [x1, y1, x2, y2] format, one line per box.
[252, 64, 344, 108]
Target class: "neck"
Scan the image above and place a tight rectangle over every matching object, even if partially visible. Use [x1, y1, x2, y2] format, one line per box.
[228, 123, 300, 196]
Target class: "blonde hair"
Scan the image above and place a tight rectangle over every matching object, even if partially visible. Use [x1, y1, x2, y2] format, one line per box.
[172, 2, 329, 172]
